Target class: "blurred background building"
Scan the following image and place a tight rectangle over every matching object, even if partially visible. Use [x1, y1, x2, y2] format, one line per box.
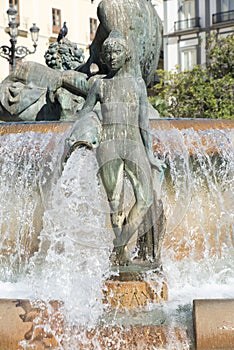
[0, 0, 164, 81]
[1, 1, 232, 82]
[0, 0, 100, 80]
[163, 0, 234, 71]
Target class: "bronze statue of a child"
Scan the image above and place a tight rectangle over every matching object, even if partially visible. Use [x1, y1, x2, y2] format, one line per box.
[72, 30, 164, 264]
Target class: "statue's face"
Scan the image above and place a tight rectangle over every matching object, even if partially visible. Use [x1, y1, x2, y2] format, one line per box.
[103, 41, 127, 72]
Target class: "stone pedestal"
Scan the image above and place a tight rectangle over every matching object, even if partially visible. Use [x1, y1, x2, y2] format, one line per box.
[103, 264, 168, 309]
[104, 279, 168, 309]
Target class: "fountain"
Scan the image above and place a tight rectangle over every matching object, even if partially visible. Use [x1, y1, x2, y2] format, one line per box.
[0, 1, 234, 349]
[0, 118, 233, 349]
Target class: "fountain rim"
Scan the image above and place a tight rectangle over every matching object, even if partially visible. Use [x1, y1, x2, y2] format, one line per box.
[0, 118, 233, 136]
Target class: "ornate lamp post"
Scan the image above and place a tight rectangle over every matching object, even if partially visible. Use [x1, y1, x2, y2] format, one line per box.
[0, 7, 40, 71]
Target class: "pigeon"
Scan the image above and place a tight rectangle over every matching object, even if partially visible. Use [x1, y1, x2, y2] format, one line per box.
[57, 22, 68, 43]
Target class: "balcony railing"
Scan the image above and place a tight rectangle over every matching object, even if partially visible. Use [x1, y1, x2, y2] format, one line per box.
[174, 17, 200, 32]
[212, 10, 234, 24]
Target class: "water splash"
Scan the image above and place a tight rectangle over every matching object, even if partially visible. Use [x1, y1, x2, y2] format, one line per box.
[153, 128, 234, 261]
[28, 147, 113, 326]
[0, 131, 64, 280]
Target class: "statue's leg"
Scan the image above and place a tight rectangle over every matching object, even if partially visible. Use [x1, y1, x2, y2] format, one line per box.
[98, 158, 124, 237]
[114, 158, 153, 248]
[99, 158, 132, 264]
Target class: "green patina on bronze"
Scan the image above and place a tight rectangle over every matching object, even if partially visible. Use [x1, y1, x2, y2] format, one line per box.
[0, 61, 89, 121]
[81, 0, 162, 86]
[0, 0, 162, 122]
[68, 26, 165, 268]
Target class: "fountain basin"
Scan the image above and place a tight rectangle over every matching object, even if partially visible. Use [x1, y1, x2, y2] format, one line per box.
[1, 298, 234, 349]
[1, 119, 234, 134]
[0, 298, 188, 350]
[193, 299, 234, 350]
[0, 119, 234, 155]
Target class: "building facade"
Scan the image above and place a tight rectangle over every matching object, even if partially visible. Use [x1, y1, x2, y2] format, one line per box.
[152, 0, 164, 20]
[0, 0, 166, 81]
[0, 0, 101, 80]
[163, 0, 234, 71]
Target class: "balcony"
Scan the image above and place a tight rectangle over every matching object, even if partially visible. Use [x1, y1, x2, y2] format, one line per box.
[212, 10, 234, 25]
[174, 17, 200, 32]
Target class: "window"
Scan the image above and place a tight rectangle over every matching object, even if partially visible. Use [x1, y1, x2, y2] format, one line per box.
[52, 8, 61, 34]
[214, 0, 234, 23]
[181, 47, 197, 71]
[220, 0, 234, 11]
[181, 0, 195, 20]
[90, 18, 97, 41]
[9, 0, 20, 23]
[175, 0, 198, 30]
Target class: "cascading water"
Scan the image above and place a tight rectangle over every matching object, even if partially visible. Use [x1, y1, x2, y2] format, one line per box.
[0, 131, 64, 281]
[151, 127, 234, 348]
[0, 124, 233, 349]
[155, 127, 234, 260]
[28, 146, 113, 326]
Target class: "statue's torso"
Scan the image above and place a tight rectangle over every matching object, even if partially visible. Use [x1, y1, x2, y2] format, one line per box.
[98, 75, 142, 139]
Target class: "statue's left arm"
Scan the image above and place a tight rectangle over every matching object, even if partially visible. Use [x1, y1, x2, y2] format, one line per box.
[138, 79, 165, 173]
[74, 79, 101, 119]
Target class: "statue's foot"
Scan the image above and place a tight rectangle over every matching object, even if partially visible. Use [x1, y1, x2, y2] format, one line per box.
[110, 245, 131, 266]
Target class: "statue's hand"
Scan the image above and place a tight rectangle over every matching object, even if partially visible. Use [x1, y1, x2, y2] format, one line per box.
[148, 153, 166, 173]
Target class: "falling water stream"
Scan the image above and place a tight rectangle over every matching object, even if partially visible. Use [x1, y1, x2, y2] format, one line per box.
[0, 125, 233, 349]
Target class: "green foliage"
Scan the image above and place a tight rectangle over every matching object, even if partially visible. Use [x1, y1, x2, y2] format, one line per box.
[207, 33, 234, 79]
[148, 96, 170, 117]
[149, 34, 234, 119]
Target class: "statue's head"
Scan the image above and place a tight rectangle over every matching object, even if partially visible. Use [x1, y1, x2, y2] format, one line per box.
[101, 29, 131, 72]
